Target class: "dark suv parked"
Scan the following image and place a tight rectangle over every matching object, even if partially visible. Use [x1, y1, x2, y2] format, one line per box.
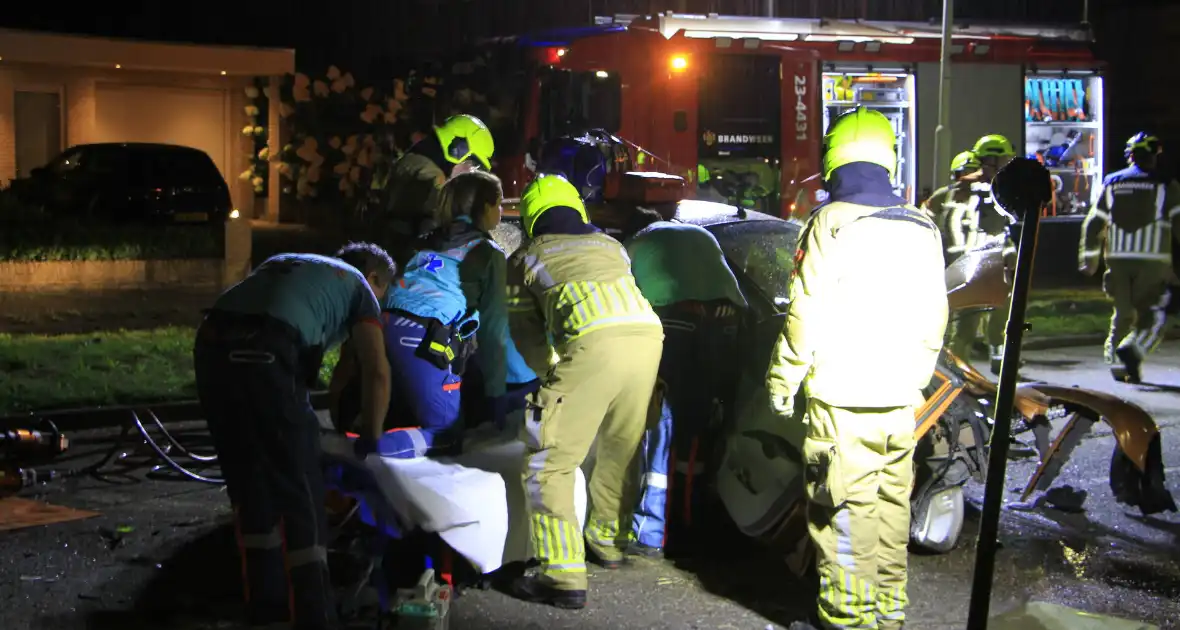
[13, 143, 234, 225]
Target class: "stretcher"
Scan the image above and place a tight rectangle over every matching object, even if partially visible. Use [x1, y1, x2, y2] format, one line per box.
[319, 417, 590, 617]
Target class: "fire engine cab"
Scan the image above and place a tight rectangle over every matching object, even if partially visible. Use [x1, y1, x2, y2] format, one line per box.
[488, 12, 1103, 219]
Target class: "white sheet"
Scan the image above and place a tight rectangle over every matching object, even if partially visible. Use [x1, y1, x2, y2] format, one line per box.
[321, 423, 588, 575]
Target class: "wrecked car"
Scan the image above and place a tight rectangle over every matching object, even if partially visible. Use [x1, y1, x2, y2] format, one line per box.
[496, 180, 1175, 564]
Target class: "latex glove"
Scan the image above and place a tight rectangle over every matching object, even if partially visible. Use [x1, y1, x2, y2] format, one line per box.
[353, 435, 378, 460]
[770, 393, 795, 418]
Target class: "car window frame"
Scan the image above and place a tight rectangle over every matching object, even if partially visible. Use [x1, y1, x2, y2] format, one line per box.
[705, 218, 800, 316]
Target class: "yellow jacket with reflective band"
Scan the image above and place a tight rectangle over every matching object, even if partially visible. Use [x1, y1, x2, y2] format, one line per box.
[506, 232, 661, 374]
[766, 201, 948, 408]
[923, 175, 1016, 268]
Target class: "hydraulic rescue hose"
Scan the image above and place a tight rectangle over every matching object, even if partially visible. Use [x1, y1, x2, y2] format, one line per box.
[129, 410, 224, 485]
[14, 409, 226, 488]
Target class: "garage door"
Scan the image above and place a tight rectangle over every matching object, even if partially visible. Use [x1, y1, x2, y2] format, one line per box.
[94, 84, 228, 179]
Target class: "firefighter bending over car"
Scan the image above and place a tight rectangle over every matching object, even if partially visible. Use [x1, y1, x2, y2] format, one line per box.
[506, 174, 664, 610]
[379, 114, 495, 267]
[767, 107, 948, 630]
[195, 244, 395, 630]
[623, 208, 748, 559]
[922, 150, 982, 262]
[1080, 132, 1180, 383]
[926, 135, 1018, 374]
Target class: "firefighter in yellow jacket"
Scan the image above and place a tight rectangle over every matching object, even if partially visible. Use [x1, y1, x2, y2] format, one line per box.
[506, 174, 664, 610]
[380, 114, 495, 266]
[927, 136, 1018, 373]
[922, 150, 982, 263]
[767, 107, 948, 630]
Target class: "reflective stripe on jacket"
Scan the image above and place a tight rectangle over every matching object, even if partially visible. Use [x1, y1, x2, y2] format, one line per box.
[1081, 165, 1180, 265]
[507, 232, 661, 368]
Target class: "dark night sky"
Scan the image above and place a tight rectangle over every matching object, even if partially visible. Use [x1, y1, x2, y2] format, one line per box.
[0, 0, 1122, 78]
[1, 5, 300, 47]
[0, 2, 421, 78]
[4, 0, 1180, 152]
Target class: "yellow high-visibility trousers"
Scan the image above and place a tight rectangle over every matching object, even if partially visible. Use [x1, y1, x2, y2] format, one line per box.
[521, 327, 663, 592]
[803, 399, 916, 630]
[1103, 260, 1172, 363]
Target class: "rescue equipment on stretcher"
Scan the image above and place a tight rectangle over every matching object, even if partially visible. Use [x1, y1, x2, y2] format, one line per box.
[1025, 78, 1088, 122]
[394, 568, 452, 629]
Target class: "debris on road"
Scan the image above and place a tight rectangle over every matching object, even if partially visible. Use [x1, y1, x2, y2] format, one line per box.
[19, 575, 59, 583]
[1041, 485, 1088, 513]
[99, 523, 136, 550]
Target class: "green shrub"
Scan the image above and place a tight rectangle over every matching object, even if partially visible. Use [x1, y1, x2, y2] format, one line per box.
[0, 192, 225, 262]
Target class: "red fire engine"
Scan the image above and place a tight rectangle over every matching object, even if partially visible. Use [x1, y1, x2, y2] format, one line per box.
[488, 12, 1104, 219]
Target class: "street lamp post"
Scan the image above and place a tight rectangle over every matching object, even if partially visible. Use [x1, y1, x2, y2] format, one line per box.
[932, 0, 955, 190]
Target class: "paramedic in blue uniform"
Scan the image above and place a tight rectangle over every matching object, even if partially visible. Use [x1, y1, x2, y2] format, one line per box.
[331, 171, 520, 455]
[194, 242, 394, 630]
[624, 208, 747, 559]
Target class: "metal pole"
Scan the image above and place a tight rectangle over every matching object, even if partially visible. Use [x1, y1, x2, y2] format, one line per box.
[764, 0, 775, 18]
[932, 0, 954, 190]
[965, 160, 1048, 629]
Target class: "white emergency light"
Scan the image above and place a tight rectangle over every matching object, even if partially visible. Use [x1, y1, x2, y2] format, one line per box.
[683, 30, 799, 41]
[805, 34, 915, 45]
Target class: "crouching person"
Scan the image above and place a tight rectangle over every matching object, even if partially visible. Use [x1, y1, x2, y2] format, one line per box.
[194, 243, 394, 630]
[623, 209, 747, 558]
[331, 171, 514, 457]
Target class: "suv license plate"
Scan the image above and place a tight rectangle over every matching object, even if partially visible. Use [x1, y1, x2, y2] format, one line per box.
[174, 212, 209, 222]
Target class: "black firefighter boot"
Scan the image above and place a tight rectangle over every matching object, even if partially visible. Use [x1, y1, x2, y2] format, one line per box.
[511, 574, 587, 610]
[1114, 344, 1143, 384]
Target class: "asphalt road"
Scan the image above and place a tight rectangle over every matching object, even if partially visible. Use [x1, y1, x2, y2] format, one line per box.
[2, 343, 1179, 630]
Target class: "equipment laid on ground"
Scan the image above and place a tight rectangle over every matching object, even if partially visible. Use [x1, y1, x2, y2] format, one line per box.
[393, 568, 452, 629]
[0, 466, 60, 496]
[0, 409, 222, 499]
[0, 419, 70, 497]
[1, 420, 69, 457]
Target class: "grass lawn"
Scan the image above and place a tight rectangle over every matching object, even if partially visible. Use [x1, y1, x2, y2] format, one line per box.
[0, 327, 340, 416]
[1024, 289, 1112, 337]
[0, 290, 1116, 415]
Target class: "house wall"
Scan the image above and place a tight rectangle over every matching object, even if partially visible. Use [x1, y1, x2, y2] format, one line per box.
[0, 62, 256, 213]
[0, 64, 257, 286]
